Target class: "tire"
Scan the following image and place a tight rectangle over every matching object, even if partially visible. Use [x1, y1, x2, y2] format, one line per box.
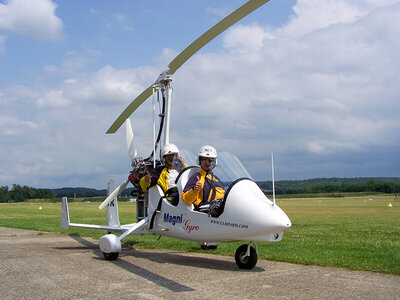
[235, 244, 257, 269]
[103, 252, 119, 260]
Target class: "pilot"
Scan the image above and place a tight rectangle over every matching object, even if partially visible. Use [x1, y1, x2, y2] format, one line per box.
[181, 145, 225, 212]
[139, 143, 187, 206]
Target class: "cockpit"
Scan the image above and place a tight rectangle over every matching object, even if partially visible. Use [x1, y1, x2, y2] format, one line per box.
[147, 151, 255, 219]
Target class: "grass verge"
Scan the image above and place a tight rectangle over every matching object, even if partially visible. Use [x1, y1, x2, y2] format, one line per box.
[0, 194, 399, 275]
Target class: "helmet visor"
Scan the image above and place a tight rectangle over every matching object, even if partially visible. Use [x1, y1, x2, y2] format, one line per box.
[200, 156, 216, 170]
[171, 156, 184, 171]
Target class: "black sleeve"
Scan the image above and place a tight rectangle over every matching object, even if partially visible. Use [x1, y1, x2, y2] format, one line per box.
[149, 165, 164, 187]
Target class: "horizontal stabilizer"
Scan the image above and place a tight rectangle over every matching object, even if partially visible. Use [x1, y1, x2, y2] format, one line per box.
[61, 197, 125, 232]
[67, 223, 125, 232]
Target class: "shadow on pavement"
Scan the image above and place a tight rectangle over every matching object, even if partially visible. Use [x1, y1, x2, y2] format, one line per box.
[127, 249, 265, 272]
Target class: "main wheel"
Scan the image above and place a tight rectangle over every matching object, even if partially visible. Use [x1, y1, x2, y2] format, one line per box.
[103, 252, 119, 260]
[235, 244, 257, 269]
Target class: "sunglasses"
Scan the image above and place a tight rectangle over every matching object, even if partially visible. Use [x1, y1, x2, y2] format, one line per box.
[201, 157, 215, 162]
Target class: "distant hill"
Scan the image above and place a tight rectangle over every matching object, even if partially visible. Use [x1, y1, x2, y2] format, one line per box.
[256, 177, 400, 194]
[51, 187, 137, 198]
[51, 177, 400, 198]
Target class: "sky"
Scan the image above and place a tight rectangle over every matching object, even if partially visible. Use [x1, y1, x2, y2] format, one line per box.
[1, 0, 399, 189]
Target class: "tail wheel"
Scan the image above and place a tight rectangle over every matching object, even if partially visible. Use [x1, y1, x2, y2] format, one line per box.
[103, 252, 119, 260]
[235, 244, 257, 269]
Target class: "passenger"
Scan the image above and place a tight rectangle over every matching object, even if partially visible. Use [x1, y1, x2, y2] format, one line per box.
[181, 145, 225, 212]
[139, 143, 187, 206]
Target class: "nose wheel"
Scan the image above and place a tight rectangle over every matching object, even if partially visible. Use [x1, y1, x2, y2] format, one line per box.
[103, 252, 119, 260]
[235, 243, 258, 269]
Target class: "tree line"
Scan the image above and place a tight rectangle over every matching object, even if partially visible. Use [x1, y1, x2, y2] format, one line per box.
[0, 184, 55, 203]
[257, 178, 400, 194]
[51, 187, 135, 198]
[1, 177, 399, 202]
[0, 184, 135, 202]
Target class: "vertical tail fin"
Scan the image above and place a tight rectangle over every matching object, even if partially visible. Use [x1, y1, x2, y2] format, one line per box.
[107, 179, 120, 227]
[61, 197, 70, 230]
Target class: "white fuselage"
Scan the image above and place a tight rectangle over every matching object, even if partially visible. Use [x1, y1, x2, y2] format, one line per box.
[147, 167, 291, 243]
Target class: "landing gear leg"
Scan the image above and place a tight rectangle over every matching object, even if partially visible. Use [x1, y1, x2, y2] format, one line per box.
[235, 242, 258, 269]
[200, 242, 219, 250]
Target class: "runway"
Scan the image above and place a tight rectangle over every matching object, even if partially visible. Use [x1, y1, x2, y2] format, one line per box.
[1, 227, 399, 299]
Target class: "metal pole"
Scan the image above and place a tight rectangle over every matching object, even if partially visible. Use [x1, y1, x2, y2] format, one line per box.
[163, 83, 172, 146]
[152, 88, 156, 168]
[271, 153, 276, 206]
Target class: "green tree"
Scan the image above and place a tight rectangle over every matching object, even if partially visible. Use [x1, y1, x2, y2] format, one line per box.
[311, 183, 325, 193]
[324, 184, 340, 193]
[0, 186, 9, 202]
[8, 184, 35, 202]
[34, 188, 56, 199]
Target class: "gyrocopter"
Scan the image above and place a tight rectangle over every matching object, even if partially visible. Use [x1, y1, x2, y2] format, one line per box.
[61, 0, 291, 269]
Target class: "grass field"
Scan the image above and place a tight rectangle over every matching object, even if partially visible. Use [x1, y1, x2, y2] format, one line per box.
[1, 194, 399, 275]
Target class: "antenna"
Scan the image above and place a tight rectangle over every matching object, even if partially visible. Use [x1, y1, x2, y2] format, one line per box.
[271, 153, 276, 206]
[152, 89, 156, 168]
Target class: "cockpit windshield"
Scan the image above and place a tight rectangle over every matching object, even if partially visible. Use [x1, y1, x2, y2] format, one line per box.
[179, 150, 253, 187]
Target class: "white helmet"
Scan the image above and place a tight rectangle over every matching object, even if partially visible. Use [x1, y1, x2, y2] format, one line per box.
[162, 143, 179, 157]
[197, 145, 218, 166]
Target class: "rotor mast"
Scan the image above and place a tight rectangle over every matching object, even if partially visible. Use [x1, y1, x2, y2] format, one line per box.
[154, 71, 173, 149]
[161, 80, 172, 148]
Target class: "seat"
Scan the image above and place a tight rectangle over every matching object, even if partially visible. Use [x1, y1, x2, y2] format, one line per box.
[175, 166, 200, 210]
[147, 185, 165, 217]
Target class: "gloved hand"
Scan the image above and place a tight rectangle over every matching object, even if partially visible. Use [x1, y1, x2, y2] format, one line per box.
[128, 173, 137, 182]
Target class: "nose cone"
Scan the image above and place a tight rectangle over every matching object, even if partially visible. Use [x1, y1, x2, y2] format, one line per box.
[242, 201, 292, 234]
[281, 211, 292, 229]
[223, 178, 292, 235]
[269, 205, 292, 231]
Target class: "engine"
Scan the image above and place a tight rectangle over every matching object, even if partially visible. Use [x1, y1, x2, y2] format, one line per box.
[128, 157, 161, 189]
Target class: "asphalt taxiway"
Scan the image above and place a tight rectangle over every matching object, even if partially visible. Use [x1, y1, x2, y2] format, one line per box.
[1, 227, 399, 299]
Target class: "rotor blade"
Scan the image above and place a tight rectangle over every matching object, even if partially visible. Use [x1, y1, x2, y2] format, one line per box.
[126, 118, 137, 161]
[98, 179, 129, 210]
[168, 0, 271, 75]
[107, 0, 270, 134]
[106, 85, 156, 134]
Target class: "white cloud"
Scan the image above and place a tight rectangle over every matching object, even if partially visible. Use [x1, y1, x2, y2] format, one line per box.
[37, 89, 71, 108]
[105, 12, 134, 32]
[0, 62, 162, 186]
[61, 50, 101, 74]
[1, 0, 400, 188]
[0, 0, 63, 40]
[0, 113, 39, 136]
[279, 0, 400, 37]
[281, 0, 364, 37]
[169, 0, 400, 179]
[222, 23, 274, 53]
[54, 64, 158, 106]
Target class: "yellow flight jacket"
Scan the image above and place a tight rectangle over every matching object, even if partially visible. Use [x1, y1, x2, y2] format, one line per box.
[181, 168, 225, 208]
[139, 164, 188, 193]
